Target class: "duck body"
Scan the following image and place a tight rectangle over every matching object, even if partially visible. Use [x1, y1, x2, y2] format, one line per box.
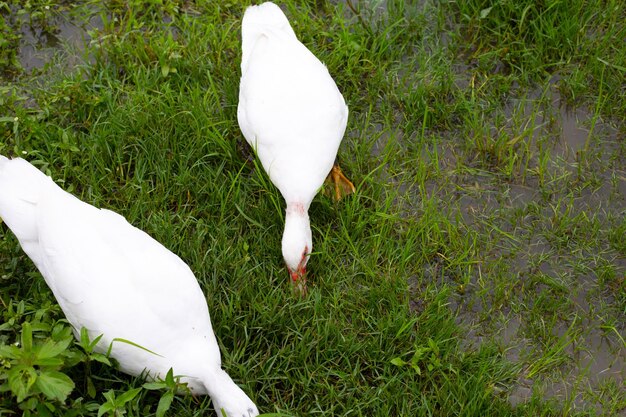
[238, 2, 349, 289]
[0, 156, 258, 417]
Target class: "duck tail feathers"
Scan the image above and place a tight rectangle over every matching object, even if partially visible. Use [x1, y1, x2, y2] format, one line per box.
[242, 2, 293, 35]
[241, 2, 296, 69]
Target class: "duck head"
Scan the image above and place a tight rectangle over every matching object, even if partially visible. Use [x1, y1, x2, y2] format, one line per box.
[212, 391, 258, 417]
[282, 203, 312, 295]
[209, 371, 259, 417]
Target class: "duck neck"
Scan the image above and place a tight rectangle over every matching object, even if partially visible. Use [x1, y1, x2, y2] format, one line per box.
[283, 202, 311, 245]
[286, 201, 309, 217]
[282, 202, 312, 272]
[284, 202, 311, 241]
[203, 369, 234, 397]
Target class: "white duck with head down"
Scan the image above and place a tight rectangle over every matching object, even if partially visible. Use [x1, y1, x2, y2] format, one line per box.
[238, 2, 351, 293]
[0, 156, 258, 417]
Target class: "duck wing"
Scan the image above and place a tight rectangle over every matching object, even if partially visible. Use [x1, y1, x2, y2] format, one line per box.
[35, 185, 218, 374]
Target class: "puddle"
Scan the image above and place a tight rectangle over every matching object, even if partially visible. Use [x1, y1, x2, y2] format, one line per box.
[488, 78, 624, 177]
[539, 330, 626, 414]
[451, 245, 626, 411]
[0, 5, 103, 80]
[556, 106, 590, 161]
[17, 12, 102, 74]
[452, 272, 626, 412]
[423, 78, 626, 413]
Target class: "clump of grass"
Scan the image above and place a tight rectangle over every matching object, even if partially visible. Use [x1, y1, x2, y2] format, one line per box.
[445, 0, 626, 115]
[0, 13, 21, 75]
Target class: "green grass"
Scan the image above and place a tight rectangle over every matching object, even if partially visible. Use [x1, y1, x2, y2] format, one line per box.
[1, 0, 625, 416]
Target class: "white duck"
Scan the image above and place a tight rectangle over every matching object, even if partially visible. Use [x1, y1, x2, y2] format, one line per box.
[237, 2, 354, 293]
[0, 156, 258, 417]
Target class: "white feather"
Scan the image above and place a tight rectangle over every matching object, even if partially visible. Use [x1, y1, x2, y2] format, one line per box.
[238, 2, 348, 275]
[0, 156, 258, 417]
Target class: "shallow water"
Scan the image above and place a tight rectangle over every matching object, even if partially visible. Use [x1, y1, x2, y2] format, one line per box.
[388, 49, 625, 413]
[8, 6, 102, 77]
[448, 97, 625, 412]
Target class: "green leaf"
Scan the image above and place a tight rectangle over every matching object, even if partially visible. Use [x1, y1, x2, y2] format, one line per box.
[142, 381, 166, 390]
[596, 56, 626, 72]
[427, 338, 439, 355]
[35, 336, 72, 361]
[156, 390, 174, 417]
[117, 387, 141, 405]
[90, 352, 112, 366]
[51, 324, 73, 341]
[62, 350, 85, 368]
[164, 368, 174, 385]
[36, 402, 54, 417]
[102, 389, 116, 403]
[87, 376, 96, 399]
[97, 402, 115, 417]
[80, 328, 104, 352]
[390, 357, 406, 367]
[90, 334, 104, 351]
[0, 344, 21, 359]
[411, 348, 425, 364]
[21, 322, 33, 352]
[80, 328, 90, 348]
[29, 322, 50, 332]
[8, 365, 37, 402]
[34, 357, 64, 367]
[480, 6, 493, 19]
[22, 397, 38, 412]
[35, 370, 75, 402]
[410, 363, 422, 375]
[107, 338, 162, 357]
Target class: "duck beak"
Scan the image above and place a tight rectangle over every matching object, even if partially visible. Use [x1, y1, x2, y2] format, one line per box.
[290, 267, 307, 296]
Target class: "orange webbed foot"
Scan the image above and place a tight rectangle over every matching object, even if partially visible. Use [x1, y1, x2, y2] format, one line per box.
[325, 164, 355, 201]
